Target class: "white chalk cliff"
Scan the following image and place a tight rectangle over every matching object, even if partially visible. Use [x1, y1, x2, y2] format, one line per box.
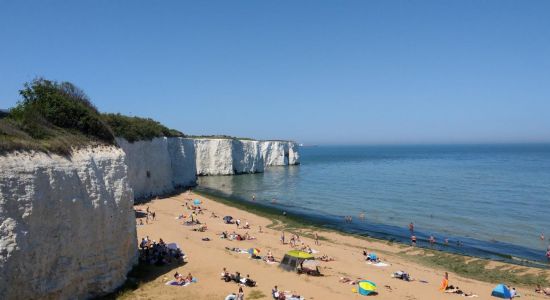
[118, 137, 299, 199]
[0, 136, 298, 299]
[0, 147, 137, 300]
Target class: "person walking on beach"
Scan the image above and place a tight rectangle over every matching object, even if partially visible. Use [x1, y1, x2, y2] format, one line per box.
[280, 231, 285, 244]
[315, 232, 319, 245]
[439, 272, 449, 291]
[236, 286, 244, 300]
[236, 219, 241, 228]
[411, 234, 417, 246]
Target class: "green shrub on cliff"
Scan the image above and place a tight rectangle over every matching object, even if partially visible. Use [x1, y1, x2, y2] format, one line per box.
[10, 78, 115, 142]
[1, 79, 115, 154]
[102, 113, 183, 142]
[0, 78, 183, 154]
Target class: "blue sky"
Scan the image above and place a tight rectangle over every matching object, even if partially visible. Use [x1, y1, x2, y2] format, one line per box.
[1, 1, 549, 144]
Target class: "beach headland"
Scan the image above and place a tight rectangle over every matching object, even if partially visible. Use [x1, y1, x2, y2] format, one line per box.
[111, 191, 550, 300]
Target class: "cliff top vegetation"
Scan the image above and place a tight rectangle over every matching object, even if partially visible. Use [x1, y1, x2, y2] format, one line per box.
[0, 78, 183, 154]
[103, 113, 183, 143]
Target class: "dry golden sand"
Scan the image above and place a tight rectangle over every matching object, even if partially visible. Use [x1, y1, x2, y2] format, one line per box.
[126, 192, 549, 300]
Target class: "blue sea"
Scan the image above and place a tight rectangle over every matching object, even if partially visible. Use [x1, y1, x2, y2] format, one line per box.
[197, 144, 550, 265]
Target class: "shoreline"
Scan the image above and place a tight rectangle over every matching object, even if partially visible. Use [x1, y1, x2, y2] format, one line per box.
[194, 186, 549, 269]
[112, 190, 549, 300]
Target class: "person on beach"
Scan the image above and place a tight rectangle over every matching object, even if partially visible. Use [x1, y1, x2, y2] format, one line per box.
[236, 219, 241, 228]
[259, 225, 263, 233]
[444, 238, 449, 246]
[541, 233, 545, 240]
[315, 232, 319, 245]
[272, 285, 280, 299]
[409, 222, 414, 233]
[439, 272, 449, 291]
[546, 248, 550, 263]
[236, 286, 244, 300]
[280, 231, 285, 244]
[411, 235, 417, 246]
[252, 194, 255, 201]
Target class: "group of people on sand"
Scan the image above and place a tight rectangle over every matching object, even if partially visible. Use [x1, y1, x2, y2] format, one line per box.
[137, 205, 156, 225]
[138, 236, 184, 265]
[220, 230, 256, 241]
[172, 271, 195, 285]
[221, 267, 257, 287]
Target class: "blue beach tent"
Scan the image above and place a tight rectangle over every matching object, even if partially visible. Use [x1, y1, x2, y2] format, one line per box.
[491, 284, 511, 298]
[193, 199, 201, 206]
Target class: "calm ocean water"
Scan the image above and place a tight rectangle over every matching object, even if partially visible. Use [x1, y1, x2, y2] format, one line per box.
[197, 144, 550, 264]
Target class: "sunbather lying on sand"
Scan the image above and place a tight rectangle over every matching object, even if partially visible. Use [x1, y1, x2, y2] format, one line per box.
[392, 271, 412, 281]
[318, 254, 334, 262]
[444, 285, 478, 297]
[339, 277, 361, 285]
[535, 285, 550, 296]
[225, 246, 248, 253]
[192, 224, 207, 232]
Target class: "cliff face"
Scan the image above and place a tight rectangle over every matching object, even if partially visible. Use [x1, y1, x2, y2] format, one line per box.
[0, 147, 137, 300]
[194, 139, 299, 175]
[116, 138, 174, 200]
[117, 137, 299, 198]
[167, 138, 197, 188]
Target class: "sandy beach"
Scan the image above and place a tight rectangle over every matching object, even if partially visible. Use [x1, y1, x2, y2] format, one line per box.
[123, 191, 550, 300]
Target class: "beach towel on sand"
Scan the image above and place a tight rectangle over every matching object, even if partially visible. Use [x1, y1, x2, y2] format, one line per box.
[367, 262, 389, 267]
[165, 280, 190, 287]
[165, 278, 197, 286]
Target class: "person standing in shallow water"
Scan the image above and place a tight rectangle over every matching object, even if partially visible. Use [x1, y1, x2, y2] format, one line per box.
[429, 235, 436, 247]
[409, 222, 414, 233]
[411, 234, 417, 246]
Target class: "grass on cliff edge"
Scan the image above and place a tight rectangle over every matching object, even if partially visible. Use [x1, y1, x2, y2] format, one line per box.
[0, 78, 183, 155]
[193, 189, 549, 287]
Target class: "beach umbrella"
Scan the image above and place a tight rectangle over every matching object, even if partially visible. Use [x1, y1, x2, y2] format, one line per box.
[248, 248, 260, 256]
[166, 243, 179, 250]
[357, 280, 377, 296]
[491, 284, 511, 298]
[286, 250, 314, 260]
[302, 259, 320, 268]
[193, 199, 201, 205]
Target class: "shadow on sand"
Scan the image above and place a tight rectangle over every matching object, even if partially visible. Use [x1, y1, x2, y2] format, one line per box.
[96, 255, 187, 299]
